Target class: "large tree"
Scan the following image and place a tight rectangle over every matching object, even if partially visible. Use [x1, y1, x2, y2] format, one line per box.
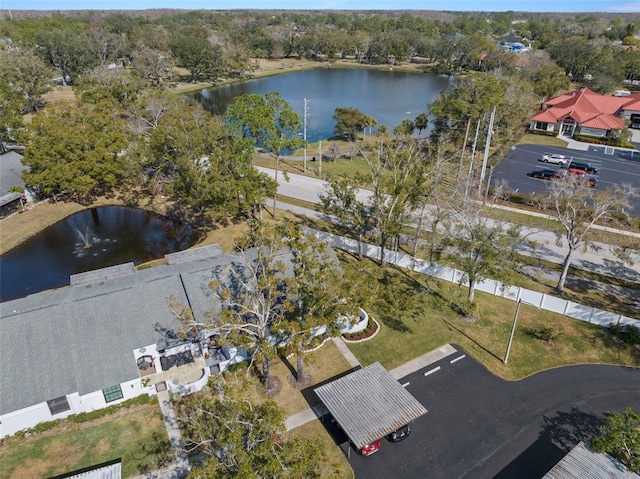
[179, 375, 323, 478]
[0, 48, 51, 113]
[146, 99, 274, 219]
[591, 407, 640, 474]
[226, 92, 303, 217]
[170, 31, 225, 83]
[281, 226, 360, 382]
[363, 138, 429, 267]
[21, 102, 129, 202]
[531, 63, 571, 100]
[319, 174, 369, 260]
[443, 186, 522, 305]
[332, 106, 378, 140]
[36, 30, 97, 85]
[544, 178, 636, 292]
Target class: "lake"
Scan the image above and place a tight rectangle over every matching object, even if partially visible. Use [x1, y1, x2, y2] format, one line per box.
[193, 67, 452, 142]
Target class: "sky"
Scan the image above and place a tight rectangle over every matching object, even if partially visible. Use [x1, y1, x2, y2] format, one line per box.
[3, 0, 639, 13]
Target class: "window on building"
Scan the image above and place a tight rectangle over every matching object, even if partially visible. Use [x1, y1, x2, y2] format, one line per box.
[47, 396, 70, 415]
[103, 385, 124, 403]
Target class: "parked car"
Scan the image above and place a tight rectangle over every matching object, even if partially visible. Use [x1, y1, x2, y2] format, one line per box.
[567, 161, 598, 174]
[564, 168, 597, 187]
[357, 439, 382, 456]
[387, 424, 411, 442]
[530, 169, 559, 180]
[540, 154, 569, 165]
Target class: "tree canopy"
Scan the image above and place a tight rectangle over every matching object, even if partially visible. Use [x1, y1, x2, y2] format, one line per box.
[21, 102, 129, 202]
[332, 106, 378, 141]
[179, 375, 323, 479]
[591, 407, 640, 474]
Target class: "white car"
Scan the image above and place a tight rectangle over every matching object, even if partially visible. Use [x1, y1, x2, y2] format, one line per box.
[540, 154, 568, 165]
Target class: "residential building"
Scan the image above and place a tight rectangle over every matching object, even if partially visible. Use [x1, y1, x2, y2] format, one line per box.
[530, 87, 640, 137]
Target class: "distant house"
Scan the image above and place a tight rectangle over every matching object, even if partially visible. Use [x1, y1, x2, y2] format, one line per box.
[530, 87, 640, 138]
[496, 33, 532, 53]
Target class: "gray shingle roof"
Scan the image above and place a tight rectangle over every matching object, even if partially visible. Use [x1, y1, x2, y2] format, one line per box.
[0, 248, 242, 415]
[314, 362, 428, 450]
[0, 151, 26, 195]
[543, 442, 640, 479]
[0, 241, 338, 417]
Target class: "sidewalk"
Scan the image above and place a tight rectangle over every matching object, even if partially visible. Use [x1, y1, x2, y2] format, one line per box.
[131, 385, 190, 479]
[285, 343, 458, 431]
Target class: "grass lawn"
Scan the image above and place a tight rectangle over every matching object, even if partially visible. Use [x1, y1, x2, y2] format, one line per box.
[0, 403, 171, 479]
[517, 133, 569, 147]
[268, 340, 354, 416]
[340, 255, 640, 381]
[284, 420, 354, 479]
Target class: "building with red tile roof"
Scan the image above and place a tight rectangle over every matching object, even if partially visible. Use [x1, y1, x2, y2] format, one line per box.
[530, 87, 640, 137]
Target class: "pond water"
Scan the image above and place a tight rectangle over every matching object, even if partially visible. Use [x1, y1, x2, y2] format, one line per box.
[193, 67, 452, 142]
[0, 206, 200, 302]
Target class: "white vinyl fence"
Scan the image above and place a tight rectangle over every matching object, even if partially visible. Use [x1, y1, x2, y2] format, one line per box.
[309, 229, 640, 329]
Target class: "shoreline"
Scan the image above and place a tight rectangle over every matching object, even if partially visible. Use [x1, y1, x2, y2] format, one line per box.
[171, 58, 436, 94]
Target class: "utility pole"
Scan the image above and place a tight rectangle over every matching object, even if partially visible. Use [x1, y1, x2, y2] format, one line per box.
[478, 106, 496, 196]
[457, 116, 471, 182]
[465, 119, 482, 201]
[303, 98, 308, 173]
[319, 139, 322, 175]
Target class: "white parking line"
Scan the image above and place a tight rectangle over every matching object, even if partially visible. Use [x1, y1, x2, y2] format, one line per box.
[424, 366, 441, 377]
[450, 355, 466, 364]
[402, 382, 410, 387]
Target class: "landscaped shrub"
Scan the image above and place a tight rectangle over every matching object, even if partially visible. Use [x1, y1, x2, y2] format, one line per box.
[610, 323, 640, 345]
[226, 359, 250, 373]
[66, 394, 155, 423]
[6, 395, 156, 439]
[572, 134, 636, 149]
[526, 129, 557, 137]
[523, 326, 561, 343]
[343, 317, 378, 341]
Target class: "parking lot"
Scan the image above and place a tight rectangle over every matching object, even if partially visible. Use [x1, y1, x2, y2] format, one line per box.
[328, 349, 640, 479]
[491, 143, 640, 216]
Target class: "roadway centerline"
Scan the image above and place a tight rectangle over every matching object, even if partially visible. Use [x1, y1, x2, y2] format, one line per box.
[450, 355, 466, 363]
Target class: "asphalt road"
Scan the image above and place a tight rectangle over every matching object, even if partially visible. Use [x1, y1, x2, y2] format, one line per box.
[336, 350, 640, 479]
[256, 166, 640, 282]
[492, 144, 640, 216]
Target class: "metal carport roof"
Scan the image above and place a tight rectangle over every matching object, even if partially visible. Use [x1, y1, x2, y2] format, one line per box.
[314, 362, 427, 450]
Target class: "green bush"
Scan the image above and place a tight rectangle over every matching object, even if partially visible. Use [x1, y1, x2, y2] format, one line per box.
[523, 326, 560, 342]
[226, 359, 250, 373]
[343, 317, 378, 340]
[610, 323, 640, 345]
[66, 394, 154, 424]
[454, 300, 478, 318]
[7, 395, 156, 439]
[572, 134, 636, 149]
[526, 129, 557, 137]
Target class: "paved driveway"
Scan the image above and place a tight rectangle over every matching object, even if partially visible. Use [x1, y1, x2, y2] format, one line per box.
[491, 144, 640, 216]
[335, 350, 640, 479]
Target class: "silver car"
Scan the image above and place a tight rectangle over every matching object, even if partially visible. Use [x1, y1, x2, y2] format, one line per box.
[540, 154, 568, 165]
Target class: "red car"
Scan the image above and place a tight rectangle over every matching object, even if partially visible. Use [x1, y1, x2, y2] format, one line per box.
[565, 168, 597, 187]
[358, 439, 382, 456]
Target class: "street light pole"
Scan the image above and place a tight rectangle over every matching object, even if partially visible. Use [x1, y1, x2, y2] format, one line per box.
[504, 299, 522, 365]
[504, 298, 541, 364]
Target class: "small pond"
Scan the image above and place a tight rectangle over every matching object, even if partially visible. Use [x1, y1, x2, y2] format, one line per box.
[0, 206, 200, 302]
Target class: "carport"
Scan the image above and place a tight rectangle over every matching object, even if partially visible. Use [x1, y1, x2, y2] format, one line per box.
[315, 362, 428, 454]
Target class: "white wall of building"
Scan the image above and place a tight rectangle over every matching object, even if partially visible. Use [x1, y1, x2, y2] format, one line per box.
[0, 378, 149, 438]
